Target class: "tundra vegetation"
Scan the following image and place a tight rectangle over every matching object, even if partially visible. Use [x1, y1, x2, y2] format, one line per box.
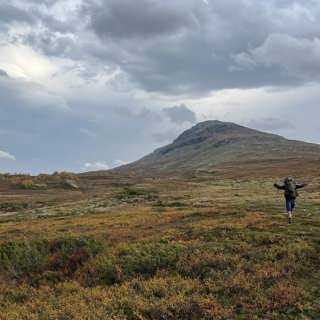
[0, 161, 319, 319]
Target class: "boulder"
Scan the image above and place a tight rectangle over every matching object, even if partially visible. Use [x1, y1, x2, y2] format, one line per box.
[62, 179, 79, 190]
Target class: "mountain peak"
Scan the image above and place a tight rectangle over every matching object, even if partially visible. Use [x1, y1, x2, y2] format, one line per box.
[167, 120, 265, 155]
[121, 120, 320, 172]
[173, 120, 253, 143]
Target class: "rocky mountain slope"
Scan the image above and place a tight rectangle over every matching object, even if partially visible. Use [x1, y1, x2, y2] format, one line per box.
[120, 120, 320, 172]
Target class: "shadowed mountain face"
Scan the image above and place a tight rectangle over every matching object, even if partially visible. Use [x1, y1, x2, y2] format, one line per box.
[121, 120, 320, 172]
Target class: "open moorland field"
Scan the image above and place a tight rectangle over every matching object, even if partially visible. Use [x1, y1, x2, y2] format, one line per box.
[0, 159, 320, 319]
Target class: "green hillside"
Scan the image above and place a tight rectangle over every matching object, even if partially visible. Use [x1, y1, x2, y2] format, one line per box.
[122, 121, 320, 172]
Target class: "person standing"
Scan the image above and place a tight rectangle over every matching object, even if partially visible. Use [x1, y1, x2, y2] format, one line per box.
[274, 177, 306, 224]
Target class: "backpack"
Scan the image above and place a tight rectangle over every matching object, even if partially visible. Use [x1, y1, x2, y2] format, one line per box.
[284, 177, 297, 198]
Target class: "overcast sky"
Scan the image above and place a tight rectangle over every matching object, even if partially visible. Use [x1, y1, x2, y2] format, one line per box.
[0, 0, 320, 173]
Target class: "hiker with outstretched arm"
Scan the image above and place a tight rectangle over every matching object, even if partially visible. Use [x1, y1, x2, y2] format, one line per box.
[274, 177, 306, 224]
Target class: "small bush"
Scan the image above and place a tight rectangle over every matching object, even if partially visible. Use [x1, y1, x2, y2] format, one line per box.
[177, 251, 241, 279]
[266, 240, 315, 265]
[116, 188, 158, 202]
[119, 243, 183, 275]
[0, 202, 29, 212]
[92, 242, 185, 285]
[12, 178, 35, 189]
[48, 237, 102, 277]
[142, 295, 229, 320]
[0, 236, 102, 284]
[0, 238, 50, 280]
[197, 226, 243, 242]
[266, 283, 304, 313]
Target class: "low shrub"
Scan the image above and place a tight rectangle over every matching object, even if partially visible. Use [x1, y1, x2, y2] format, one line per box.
[48, 237, 102, 277]
[265, 240, 315, 266]
[118, 242, 183, 276]
[116, 188, 158, 202]
[0, 202, 29, 212]
[12, 178, 36, 189]
[0, 238, 50, 280]
[142, 295, 230, 320]
[196, 226, 244, 242]
[177, 251, 241, 279]
[266, 282, 305, 314]
[0, 236, 102, 284]
[89, 242, 185, 286]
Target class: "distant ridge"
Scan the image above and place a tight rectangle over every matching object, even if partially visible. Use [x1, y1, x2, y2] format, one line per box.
[119, 120, 320, 172]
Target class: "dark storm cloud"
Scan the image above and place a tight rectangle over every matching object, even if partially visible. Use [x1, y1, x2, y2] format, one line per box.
[25, 31, 76, 57]
[0, 3, 34, 27]
[23, 0, 59, 5]
[6, 0, 320, 94]
[35, 14, 78, 34]
[236, 34, 320, 82]
[0, 69, 8, 77]
[83, 0, 320, 94]
[89, 0, 197, 39]
[163, 104, 196, 124]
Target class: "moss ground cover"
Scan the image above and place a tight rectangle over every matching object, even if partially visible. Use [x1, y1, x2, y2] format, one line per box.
[0, 171, 319, 319]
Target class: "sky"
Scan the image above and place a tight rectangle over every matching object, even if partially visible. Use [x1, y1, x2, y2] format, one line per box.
[0, 0, 320, 174]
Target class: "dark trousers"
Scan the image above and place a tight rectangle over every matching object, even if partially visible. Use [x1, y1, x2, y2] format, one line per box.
[285, 197, 295, 212]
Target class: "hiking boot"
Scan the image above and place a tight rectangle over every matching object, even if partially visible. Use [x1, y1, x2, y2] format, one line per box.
[288, 217, 292, 224]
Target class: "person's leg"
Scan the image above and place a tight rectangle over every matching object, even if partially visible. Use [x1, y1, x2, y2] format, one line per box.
[286, 198, 292, 223]
[291, 199, 295, 213]
[290, 199, 296, 222]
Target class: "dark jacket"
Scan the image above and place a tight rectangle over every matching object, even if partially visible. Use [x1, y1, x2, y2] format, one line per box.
[274, 181, 306, 199]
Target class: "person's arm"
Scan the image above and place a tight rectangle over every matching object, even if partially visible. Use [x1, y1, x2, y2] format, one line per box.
[296, 183, 307, 189]
[274, 183, 285, 190]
